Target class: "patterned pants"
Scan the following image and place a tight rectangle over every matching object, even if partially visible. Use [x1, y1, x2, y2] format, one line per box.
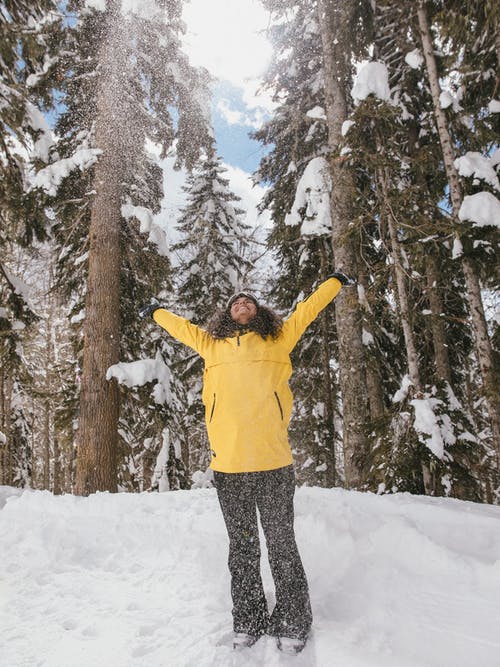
[214, 465, 312, 640]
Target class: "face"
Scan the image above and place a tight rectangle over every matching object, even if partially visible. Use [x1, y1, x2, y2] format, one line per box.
[230, 297, 257, 325]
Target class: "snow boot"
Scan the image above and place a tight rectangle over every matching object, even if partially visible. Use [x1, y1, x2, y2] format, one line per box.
[277, 636, 307, 654]
[232, 633, 260, 650]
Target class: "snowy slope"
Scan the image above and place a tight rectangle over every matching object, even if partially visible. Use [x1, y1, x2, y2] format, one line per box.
[1, 486, 499, 667]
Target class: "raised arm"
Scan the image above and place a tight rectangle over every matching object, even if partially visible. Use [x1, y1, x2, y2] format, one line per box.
[281, 273, 354, 351]
[139, 303, 211, 358]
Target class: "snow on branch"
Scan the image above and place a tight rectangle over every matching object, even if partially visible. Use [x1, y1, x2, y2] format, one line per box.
[121, 204, 169, 256]
[454, 152, 500, 192]
[106, 352, 172, 405]
[25, 102, 55, 162]
[458, 192, 500, 228]
[410, 398, 455, 460]
[405, 49, 424, 69]
[285, 157, 332, 236]
[351, 61, 390, 104]
[32, 149, 102, 196]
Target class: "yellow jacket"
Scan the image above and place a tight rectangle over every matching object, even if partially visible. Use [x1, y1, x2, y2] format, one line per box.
[153, 277, 342, 473]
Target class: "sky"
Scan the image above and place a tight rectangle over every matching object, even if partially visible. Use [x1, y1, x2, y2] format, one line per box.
[181, 0, 274, 174]
[2, 484, 500, 667]
[159, 0, 276, 254]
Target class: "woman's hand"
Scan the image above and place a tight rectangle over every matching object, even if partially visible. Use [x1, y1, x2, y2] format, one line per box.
[328, 271, 357, 286]
[138, 299, 161, 319]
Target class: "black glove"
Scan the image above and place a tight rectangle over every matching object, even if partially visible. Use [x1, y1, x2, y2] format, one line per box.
[138, 299, 161, 319]
[328, 271, 357, 286]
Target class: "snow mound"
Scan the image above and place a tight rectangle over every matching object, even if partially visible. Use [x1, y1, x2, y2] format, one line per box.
[352, 61, 390, 103]
[454, 152, 500, 191]
[1, 486, 499, 667]
[285, 157, 331, 236]
[405, 49, 423, 69]
[458, 191, 500, 228]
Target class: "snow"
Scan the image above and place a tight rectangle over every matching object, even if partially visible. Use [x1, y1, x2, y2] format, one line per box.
[488, 99, 500, 113]
[121, 204, 169, 256]
[341, 120, 355, 136]
[452, 236, 463, 259]
[26, 55, 58, 89]
[410, 398, 455, 459]
[1, 485, 499, 667]
[32, 149, 102, 196]
[404, 49, 424, 69]
[458, 191, 500, 228]
[106, 352, 172, 405]
[454, 152, 500, 191]
[84, 0, 105, 10]
[362, 329, 374, 346]
[26, 102, 54, 162]
[351, 62, 390, 104]
[150, 429, 171, 492]
[285, 157, 332, 236]
[121, 0, 163, 20]
[306, 106, 326, 120]
[392, 374, 412, 403]
[439, 90, 454, 110]
[2, 267, 38, 313]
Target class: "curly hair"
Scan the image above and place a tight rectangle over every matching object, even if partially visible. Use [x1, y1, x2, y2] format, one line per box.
[206, 304, 283, 340]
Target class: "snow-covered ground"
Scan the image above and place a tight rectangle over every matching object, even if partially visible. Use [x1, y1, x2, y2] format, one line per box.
[1, 485, 499, 667]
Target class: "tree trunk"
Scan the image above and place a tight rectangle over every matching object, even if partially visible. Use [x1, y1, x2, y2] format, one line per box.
[53, 437, 61, 495]
[317, 0, 369, 488]
[417, 2, 500, 455]
[379, 168, 422, 391]
[319, 309, 337, 486]
[74, 1, 125, 495]
[316, 243, 337, 486]
[0, 364, 6, 485]
[425, 252, 452, 384]
[43, 399, 50, 489]
[358, 270, 385, 420]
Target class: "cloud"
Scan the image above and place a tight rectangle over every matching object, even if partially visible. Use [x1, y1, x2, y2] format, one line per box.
[216, 99, 269, 129]
[222, 161, 271, 234]
[182, 0, 275, 117]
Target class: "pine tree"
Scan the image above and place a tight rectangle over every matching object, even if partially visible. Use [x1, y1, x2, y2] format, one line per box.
[415, 1, 500, 462]
[341, 0, 489, 499]
[0, 0, 62, 486]
[314, 0, 373, 487]
[32, 0, 212, 494]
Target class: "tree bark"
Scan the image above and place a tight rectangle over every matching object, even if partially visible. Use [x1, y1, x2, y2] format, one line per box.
[379, 168, 422, 391]
[53, 437, 61, 495]
[319, 309, 337, 486]
[74, 1, 125, 495]
[316, 243, 337, 486]
[417, 2, 500, 455]
[358, 270, 385, 420]
[0, 364, 6, 485]
[43, 398, 50, 489]
[317, 0, 369, 488]
[425, 252, 452, 384]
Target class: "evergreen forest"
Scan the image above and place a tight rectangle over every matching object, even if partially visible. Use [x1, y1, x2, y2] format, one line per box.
[1, 0, 498, 503]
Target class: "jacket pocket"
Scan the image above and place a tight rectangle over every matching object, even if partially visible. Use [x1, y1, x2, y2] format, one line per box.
[209, 393, 216, 423]
[274, 391, 284, 420]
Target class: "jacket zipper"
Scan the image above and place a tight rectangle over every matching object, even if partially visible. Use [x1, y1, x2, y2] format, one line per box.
[209, 393, 216, 422]
[274, 391, 284, 420]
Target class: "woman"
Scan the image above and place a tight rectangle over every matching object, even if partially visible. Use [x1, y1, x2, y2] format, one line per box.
[139, 272, 353, 654]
